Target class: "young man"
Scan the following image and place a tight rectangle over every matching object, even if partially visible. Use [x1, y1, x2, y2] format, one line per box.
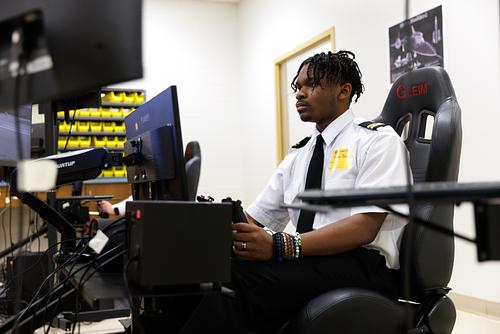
[181, 50, 410, 333]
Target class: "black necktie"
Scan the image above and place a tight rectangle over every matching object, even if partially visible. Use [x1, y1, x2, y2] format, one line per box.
[296, 135, 324, 233]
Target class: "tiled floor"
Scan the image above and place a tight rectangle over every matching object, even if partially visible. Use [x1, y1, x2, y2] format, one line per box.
[453, 310, 500, 333]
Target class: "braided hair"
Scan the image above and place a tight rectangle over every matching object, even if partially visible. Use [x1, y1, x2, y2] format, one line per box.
[291, 50, 364, 103]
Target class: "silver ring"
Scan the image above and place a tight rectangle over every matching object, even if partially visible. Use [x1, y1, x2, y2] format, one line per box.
[241, 242, 247, 250]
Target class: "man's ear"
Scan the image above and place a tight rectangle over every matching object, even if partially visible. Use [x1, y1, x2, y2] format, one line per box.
[338, 83, 352, 103]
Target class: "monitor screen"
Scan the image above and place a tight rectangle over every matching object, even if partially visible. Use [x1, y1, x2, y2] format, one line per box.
[125, 86, 189, 201]
[0, 105, 32, 167]
[0, 0, 142, 110]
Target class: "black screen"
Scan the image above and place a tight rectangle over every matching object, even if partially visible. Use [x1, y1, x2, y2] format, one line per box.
[0, 105, 32, 166]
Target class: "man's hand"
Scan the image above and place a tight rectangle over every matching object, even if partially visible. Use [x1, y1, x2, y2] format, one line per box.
[96, 200, 114, 215]
[232, 223, 273, 261]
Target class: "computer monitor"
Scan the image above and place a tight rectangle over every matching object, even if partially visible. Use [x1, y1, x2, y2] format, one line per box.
[0, 0, 142, 110]
[0, 105, 32, 172]
[124, 86, 191, 201]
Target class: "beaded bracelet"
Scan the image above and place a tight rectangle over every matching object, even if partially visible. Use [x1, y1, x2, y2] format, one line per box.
[273, 232, 284, 262]
[294, 232, 302, 258]
[272, 232, 303, 261]
[284, 233, 294, 260]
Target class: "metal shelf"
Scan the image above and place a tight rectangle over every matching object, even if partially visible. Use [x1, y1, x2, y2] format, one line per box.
[84, 177, 129, 184]
[58, 116, 125, 122]
[59, 131, 126, 136]
[58, 147, 125, 151]
[101, 87, 145, 94]
[101, 102, 142, 108]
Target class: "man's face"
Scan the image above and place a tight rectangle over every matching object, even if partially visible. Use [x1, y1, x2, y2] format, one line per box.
[294, 64, 349, 131]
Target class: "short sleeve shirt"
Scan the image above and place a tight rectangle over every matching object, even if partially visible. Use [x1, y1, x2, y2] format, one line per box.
[246, 109, 410, 269]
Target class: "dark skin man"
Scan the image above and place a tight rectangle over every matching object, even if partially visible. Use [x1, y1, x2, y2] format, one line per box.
[232, 63, 387, 261]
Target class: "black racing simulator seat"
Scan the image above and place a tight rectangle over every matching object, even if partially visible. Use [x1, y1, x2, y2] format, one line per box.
[284, 67, 462, 334]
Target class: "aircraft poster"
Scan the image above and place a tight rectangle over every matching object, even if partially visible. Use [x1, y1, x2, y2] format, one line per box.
[389, 5, 444, 83]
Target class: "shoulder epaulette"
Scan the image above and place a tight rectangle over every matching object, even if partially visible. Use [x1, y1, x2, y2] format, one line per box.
[358, 121, 387, 130]
[291, 136, 311, 149]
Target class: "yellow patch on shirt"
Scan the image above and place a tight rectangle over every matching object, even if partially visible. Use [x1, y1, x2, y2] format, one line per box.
[328, 148, 354, 171]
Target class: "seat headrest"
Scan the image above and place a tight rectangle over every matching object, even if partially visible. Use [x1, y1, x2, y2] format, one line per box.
[381, 67, 456, 123]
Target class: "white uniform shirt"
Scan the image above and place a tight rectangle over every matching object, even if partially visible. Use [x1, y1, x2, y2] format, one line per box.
[246, 109, 410, 269]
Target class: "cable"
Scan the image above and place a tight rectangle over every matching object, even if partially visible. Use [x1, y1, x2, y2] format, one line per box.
[11, 226, 126, 332]
[40, 243, 91, 334]
[67, 229, 126, 333]
[0, 236, 89, 295]
[63, 101, 78, 151]
[38, 241, 125, 333]
[123, 257, 146, 334]
[71, 245, 126, 334]
[12, 240, 90, 331]
[379, 205, 475, 244]
[41, 244, 126, 334]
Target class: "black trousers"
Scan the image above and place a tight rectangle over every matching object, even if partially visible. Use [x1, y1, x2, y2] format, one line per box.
[176, 248, 399, 334]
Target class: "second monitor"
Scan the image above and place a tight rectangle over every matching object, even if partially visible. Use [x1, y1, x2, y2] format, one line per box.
[124, 85, 199, 201]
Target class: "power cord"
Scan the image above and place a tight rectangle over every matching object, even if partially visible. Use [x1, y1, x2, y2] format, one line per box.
[63, 101, 78, 151]
[11, 239, 90, 331]
[14, 241, 124, 333]
[42, 243, 126, 334]
[0, 236, 89, 299]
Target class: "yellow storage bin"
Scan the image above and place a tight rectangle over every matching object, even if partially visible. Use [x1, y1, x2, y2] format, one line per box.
[134, 92, 145, 103]
[102, 91, 122, 103]
[105, 136, 118, 148]
[76, 109, 90, 117]
[113, 166, 126, 177]
[58, 121, 69, 133]
[78, 136, 91, 148]
[121, 109, 132, 117]
[57, 110, 76, 118]
[76, 121, 90, 132]
[101, 168, 114, 177]
[90, 122, 102, 132]
[116, 137, 127, 148]
[59, 136, 79, 149]
[110, 108, 122, 118]
[100, 108, 112, 117]
[114, 122, 126, 133]
[102, 122, 115, 132]
[58, 137, 67, 149]
[93, 136, 106, 147]
[122, 92, 134, 103]
[89, 108, 101, 117]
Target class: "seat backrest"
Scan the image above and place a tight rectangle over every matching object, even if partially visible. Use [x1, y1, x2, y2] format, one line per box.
[185, 141, 202, 201]
[375, 67, 462, 300]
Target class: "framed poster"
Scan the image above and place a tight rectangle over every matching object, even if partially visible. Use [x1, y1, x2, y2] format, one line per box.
[389, 5, 444, 83]
[274, 27, 335, 163]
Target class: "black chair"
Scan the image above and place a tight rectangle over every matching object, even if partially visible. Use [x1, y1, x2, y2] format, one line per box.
[284, 67, 462, 334]
[185, 141, 202, 201]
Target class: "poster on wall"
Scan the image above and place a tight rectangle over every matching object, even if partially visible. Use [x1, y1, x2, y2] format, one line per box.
[389, 5, 443, 83]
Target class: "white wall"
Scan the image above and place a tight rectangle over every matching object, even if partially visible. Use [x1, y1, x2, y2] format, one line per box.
[236, 0, 500, 303]
[115, 0, 243, 201]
